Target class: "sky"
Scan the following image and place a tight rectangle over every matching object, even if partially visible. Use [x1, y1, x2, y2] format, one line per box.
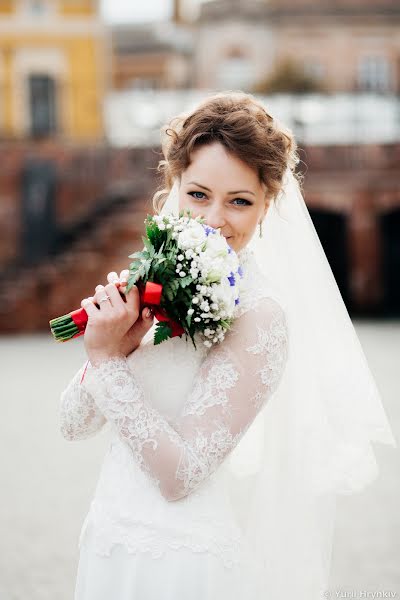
[100, 0, 174, 23]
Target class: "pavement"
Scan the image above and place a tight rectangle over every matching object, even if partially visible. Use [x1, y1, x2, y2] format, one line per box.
[0, 321, 398, 599]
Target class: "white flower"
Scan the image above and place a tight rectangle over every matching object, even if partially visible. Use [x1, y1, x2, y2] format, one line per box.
[158, 222, 166, 230]
[177, 222, 207, 251]
[194, 317, 201, 322]
[187, 308, 194, 315]
[203, 340, 212, 348]
[179, 271, 186, 277]
[211, 279, 236, 313]
[192, 297, 199, 304]
[205, 233, 229, 258]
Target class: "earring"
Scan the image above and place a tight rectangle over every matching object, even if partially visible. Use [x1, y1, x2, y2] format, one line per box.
[259, 220, 263, 238]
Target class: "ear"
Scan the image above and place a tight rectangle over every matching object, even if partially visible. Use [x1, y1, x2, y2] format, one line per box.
[263, 197, 270, 219]
[262, 187, 270, 219]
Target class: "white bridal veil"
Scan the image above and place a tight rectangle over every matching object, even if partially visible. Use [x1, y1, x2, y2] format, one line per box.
[159, 156, 396, 598]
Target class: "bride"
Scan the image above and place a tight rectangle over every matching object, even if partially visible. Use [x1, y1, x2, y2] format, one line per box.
[59, 91, 396, 600]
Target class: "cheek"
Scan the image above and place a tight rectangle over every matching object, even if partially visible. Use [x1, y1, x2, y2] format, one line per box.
[179, 196, 202, 218]
[178, 195, 190, 212]
[234, 213, 259, 238]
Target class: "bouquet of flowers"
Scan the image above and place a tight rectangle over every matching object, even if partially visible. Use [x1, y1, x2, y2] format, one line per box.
[49, 210, 243, 348]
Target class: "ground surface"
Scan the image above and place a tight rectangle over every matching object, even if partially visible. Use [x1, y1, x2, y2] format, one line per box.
[0, 322, 398, 599]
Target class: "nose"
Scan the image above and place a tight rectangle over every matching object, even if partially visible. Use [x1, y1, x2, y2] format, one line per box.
[203, 203, 227, 232]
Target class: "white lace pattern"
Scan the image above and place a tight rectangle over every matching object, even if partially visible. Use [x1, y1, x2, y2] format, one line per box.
[59, 247, 289, 566]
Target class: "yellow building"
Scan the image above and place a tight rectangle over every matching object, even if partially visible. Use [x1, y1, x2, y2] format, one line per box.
[0, 0, 110, 142]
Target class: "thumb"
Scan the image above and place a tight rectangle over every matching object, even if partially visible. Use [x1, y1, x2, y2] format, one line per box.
[142, 306, 154, 323]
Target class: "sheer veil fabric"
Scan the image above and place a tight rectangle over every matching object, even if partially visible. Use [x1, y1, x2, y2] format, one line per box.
[159, 166, 397, 598]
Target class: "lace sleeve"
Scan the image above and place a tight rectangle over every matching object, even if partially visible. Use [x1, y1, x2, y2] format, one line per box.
[81, 297, 289, 501]
[59, 361, 107, 441]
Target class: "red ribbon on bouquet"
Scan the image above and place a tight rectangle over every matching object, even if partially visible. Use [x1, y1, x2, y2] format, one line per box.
[137, 281, 185, 338]
[69, 281, 184, 340]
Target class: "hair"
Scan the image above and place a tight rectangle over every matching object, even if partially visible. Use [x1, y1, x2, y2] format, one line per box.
[151, 91, 302, 214]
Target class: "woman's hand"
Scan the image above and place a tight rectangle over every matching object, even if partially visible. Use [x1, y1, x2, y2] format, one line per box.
[81, 269, 154, 367]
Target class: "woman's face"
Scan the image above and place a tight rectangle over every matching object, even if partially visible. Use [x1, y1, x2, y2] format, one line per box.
[178, 142, 270, 253]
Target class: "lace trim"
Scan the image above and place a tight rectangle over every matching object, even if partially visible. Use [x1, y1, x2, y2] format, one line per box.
[80, 507, 243, 569]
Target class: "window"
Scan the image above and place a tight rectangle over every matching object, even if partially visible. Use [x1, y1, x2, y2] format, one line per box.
[28, 74, 58, 137]
[19, 0, 53, 17]
[357, 56, 392, 93]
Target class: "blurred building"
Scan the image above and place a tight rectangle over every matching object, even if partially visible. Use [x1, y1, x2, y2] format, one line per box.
[0, 0, 398, 332]
[111, 22, 192, 91]
[111, 0, 400, 94]
[0, 0, 110, 141]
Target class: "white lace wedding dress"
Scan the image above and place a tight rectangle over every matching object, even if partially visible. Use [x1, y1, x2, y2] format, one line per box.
[59, 247, 289, 600]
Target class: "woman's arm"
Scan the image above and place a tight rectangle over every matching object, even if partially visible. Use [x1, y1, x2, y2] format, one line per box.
[81, 296, 289, 500]
[59, 361, 107, 441]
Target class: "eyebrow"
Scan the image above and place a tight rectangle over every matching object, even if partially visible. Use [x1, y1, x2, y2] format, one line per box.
[187, 181, 255, 196]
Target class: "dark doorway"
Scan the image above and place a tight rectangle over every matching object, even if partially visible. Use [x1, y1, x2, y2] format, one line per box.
[308, 208, 351, 310]
[380, 208, 400, 316]
[28, 74, 57, 138]
[20, 159, 57, 264]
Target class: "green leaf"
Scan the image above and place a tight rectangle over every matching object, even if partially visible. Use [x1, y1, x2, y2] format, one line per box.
[128, 250, 146, 259]
[142, 236, 155, 256]
[178, 275, 193, 288]
[163, 278, 180, 302]
[154, 321, 172, 345]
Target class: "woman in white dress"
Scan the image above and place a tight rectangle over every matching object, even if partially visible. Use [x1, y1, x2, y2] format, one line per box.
[60, 91, 396, 600]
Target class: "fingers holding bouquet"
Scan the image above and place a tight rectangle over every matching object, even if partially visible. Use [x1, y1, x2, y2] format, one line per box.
[80, 272, 154, 365]
[106, 269, 130, 292]
[104, 269, 154, 325]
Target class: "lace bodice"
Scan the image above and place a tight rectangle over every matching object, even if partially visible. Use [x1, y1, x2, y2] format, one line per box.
[59, 247, 289, 566]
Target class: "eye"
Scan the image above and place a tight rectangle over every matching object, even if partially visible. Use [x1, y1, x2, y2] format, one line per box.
[232, 198, 252, 206]
[188, 191, 252, 206]
[188, 191, 206, 201]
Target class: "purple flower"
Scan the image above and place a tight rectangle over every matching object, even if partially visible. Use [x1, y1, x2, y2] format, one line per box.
[238, 265, 244, 278]
[235, 297, 240, 305]
[228, 272, 236, 286]
[202, 225, 216, 236]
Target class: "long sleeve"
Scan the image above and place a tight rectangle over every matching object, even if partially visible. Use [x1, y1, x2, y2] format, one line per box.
[81, 296, 289, 501]
[60, 361, 107, 441]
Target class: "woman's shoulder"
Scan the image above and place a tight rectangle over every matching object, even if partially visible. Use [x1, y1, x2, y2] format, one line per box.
[233, 294, 287, 341]
[234, 247, 286, 319]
